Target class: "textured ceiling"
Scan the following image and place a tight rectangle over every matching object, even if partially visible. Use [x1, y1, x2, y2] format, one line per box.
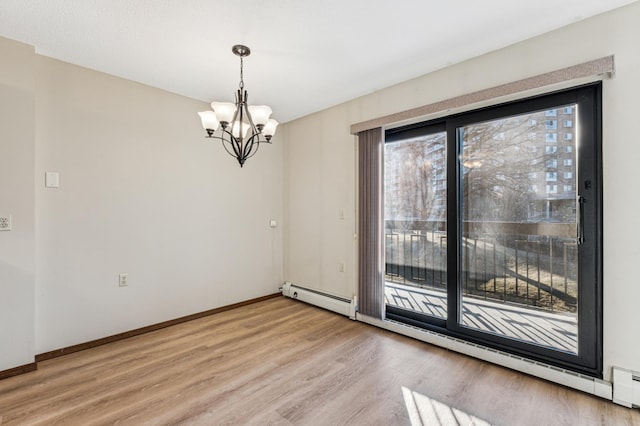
[0, 0, 636, 122]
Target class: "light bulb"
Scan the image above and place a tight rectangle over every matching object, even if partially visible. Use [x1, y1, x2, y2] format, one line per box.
[231, 122, 250, 139]
[262, 119, 279, 137]
[248, 105, 272, 126]
[211, 102, 237, 125]
[198, 111, 219, 132]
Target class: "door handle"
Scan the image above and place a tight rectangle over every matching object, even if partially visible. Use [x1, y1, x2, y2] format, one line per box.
[577, 195, 585, 245]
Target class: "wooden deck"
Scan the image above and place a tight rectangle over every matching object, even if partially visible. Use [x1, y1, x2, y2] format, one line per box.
[385, 283, 578, 353]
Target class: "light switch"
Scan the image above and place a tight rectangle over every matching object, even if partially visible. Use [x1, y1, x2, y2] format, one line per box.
[269, 219, 277, 228]
[45, 172, 60, 188]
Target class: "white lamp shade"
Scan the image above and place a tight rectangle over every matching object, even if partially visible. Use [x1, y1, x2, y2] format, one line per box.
[262, 119, 279, 137]
[248, 105, 272, 126]
[198, 111, 219, 131]
[211, 102, 237, 123]
[231, 122, 251, 139]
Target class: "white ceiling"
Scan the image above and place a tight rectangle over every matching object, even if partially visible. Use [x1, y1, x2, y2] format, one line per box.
[0, 0, 636, 122]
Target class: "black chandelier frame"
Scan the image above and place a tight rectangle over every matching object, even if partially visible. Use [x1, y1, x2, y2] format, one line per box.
[201, 45, 275, 167]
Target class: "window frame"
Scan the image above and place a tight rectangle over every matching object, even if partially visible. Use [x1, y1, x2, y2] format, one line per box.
[385, 82, 603, 377]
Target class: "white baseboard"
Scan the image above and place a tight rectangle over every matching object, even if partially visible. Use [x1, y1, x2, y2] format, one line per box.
[279, 283, 640, 409]
[357, 313, 613, 401]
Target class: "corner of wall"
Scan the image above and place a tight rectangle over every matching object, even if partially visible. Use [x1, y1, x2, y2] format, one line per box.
[0, 35, 36, 371]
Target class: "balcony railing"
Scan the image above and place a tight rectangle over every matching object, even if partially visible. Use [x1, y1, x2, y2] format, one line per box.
[385, 220, 578, 313]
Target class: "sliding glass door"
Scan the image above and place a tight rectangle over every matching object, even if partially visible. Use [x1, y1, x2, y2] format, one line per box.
[459, 107, 580, 353]
[385, 123, 448, 322]
[384, 84, 602, 376]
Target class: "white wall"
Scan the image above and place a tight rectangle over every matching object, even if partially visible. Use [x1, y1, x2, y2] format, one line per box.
[283, 103, 357, 299]
[0, 33, 284, 367]
[282, 1, 640, 380]
[0, 38, 36, 371]
[32, 55, 283, 353]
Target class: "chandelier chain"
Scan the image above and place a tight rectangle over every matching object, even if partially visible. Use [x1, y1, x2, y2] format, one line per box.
[239, 56, 245, 90]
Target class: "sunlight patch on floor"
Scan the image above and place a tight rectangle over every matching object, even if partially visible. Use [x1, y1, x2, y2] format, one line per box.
[402, 386, 492, 426]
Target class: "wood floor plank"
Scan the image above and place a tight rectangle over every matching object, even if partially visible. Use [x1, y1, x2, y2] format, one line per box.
[0, 296, 638, 425]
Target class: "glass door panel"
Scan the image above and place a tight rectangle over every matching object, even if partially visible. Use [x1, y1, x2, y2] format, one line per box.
[459, 106, 579, 353]
[385, 130, 447, 320]
[383, 84, 601, 374]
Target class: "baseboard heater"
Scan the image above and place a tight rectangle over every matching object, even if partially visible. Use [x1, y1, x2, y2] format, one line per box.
[281, 282, 356, 319]
[281, 283, 638, 408]
[613, 367, 640, 408]
[357, 313, 617, 403]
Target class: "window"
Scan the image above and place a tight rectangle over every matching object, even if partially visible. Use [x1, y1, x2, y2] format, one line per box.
[564, 120, 573, 128]
[565, 133, 573, 140]
[382, 83, 602, 377]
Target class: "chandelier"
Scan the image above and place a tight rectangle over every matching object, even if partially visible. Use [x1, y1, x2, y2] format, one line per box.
[198, 45, 278, 167]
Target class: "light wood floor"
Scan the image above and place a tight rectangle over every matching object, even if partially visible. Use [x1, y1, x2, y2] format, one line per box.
[0, 297, 638, 425]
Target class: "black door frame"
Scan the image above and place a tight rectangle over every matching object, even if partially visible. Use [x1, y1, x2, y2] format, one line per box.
[386, 83, 602, 377]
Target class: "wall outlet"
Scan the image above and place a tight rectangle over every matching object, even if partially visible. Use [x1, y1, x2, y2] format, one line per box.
[119, 273, 129, 287]
[0, 215, 12, 231]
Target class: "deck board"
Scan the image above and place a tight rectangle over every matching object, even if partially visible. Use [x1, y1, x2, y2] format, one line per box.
[385, 283, 578, 352]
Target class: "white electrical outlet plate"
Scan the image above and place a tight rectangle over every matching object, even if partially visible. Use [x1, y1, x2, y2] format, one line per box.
[119, 273, 128, 287]
[0, 215, 12, 231]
